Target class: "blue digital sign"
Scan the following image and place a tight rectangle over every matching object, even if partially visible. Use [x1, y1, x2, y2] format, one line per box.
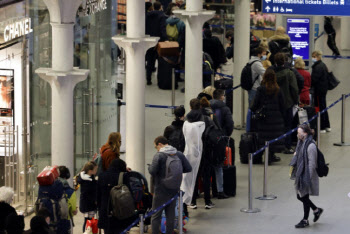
[286, 18, 310, 60]
[262, 0, 350, 16]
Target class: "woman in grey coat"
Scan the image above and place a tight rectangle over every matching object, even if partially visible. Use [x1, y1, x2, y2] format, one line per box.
[290, 124, 323, 228]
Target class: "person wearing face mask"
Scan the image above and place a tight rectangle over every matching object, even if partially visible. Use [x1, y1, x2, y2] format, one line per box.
[247, 46, 267, 106]
[290, 124, 323, 228]
[311, 50, 330, 133]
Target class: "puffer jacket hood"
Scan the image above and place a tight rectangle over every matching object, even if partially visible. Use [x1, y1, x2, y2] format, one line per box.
[159, 145, 177, 155]
[166, 16, 180, 25]
[78, 171, 92, 182]
[186, 109, 203, 123]
[202, 107, 214, 116]
[209, 99, 226, 110]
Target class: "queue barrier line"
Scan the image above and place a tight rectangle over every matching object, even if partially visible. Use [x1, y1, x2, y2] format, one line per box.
[314, 31, 325, 42]
[174, 69, 234, 79]
[323, 55, 350, 59]
[120, 193, 179, 234]
[210, 24, 276, 31]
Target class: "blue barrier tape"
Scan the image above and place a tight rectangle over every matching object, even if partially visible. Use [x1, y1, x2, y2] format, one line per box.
[314, 31, 325, 42]
[210, 25, 275, 31]
[120, 193, 179, 234]
[226, 85, 241, 93]
[120, 217, 141, 234]
[216, 72, 234, 79]
[323, 55, 350, 59]
[251, 93, 350, 159]
[120, 102, 177, 109]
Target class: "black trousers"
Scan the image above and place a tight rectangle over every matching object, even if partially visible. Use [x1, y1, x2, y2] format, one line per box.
[284, 107, 293, 149]
[146, 47, 158, 81]
[191, 162, 212, 204]
[315, 94, 330, 130]
[297, 194, 317, 220]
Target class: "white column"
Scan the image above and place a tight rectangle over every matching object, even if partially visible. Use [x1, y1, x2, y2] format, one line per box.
[112, 0, 158, 174]
[233, 0, 250, 126]
[174, 2, 215, 111]
[36, 0, 89, 185]
[314, 16, 325, 53]
[340, 17, 350, 51]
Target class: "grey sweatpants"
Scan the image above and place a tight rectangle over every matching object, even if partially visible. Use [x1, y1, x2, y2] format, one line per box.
[151, 191, 177, 234]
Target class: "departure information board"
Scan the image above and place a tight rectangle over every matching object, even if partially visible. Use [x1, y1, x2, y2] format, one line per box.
[286, 18, 310, 60]
[262, 0, 350, 16]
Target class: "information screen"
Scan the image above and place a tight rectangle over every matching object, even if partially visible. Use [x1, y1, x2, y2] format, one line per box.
[286, 18, 310, 60]
[262, 0, 350, 16]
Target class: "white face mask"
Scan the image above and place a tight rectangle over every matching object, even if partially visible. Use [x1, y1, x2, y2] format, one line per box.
[312, 58, 317, 63]
[261, 55, 267, 61]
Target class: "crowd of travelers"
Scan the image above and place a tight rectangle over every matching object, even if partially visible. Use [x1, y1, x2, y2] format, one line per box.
[0, 1, 336, 233]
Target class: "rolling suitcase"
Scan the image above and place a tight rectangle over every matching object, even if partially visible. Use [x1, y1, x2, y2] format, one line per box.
[239, 132, 262, 164]
[157, 57, 174, 90]
[223, 164, 236, 197]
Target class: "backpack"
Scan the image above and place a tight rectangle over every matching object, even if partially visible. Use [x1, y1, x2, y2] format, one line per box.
[35, 180, 69, 229]
[274, 41, 293, 65]
[316, 148, 329, 177]
[109, 172, 136, 220]
[167, 125, 186, 153]
[166, 24, 179, 41]
[161, 153, 183, 190]
[123, 171, 146, 203]
[203, 115, 227, 165]
[240, 60, 259, 90]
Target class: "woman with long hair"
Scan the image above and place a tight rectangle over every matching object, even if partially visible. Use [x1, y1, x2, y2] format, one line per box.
[290, 124, 323, 228]
[295, 57, 311, 105]
[251, 69, 286, 163]
[100, 132, 121, 171]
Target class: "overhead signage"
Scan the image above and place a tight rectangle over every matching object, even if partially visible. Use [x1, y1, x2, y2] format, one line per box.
[286, 18, 310, 60]
[84, 0, 107, 16]
[262, 0, 350, 16]
[3, 18, 33, 43]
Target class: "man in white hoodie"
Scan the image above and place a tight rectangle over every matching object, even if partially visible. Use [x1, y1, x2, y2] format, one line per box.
[148, 136, 192, 234]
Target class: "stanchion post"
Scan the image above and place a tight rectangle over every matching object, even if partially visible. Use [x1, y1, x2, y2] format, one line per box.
[334, 94, 350, 146]
[241, 153, 261, 213]
[317, 112, 321, 147]
[139, 214, 144, 234]
[241, 91, 246, 128]
[172, 71, 176, 114]
[117, 100, 121, 132]
[178, 191, 183, 234]
[256, 142, 277, 200]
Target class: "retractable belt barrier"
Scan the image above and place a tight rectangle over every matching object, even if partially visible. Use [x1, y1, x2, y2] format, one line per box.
[323, 55, 350, 59]
[242, 92, 350, 214]
[210, 24, 276, 31]
[120, 192, 180, 234]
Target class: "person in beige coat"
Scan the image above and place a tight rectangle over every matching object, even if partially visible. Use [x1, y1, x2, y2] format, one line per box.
[290, 124, 323, 228]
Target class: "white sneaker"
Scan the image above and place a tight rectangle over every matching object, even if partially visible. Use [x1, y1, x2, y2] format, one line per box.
[188, 204, 197, 209]
[326, 128, 332, 132]
[320, 130, 326, 134]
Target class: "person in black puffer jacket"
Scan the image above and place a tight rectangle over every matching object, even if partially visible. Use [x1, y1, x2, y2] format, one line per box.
[251, 69, 286, 163]
[76, 161, 98, 232]
[311, 50, 330, 133]
[0, 187, 22, 234]
[164, 106, 186, 153]
[97, 159, 133, 234]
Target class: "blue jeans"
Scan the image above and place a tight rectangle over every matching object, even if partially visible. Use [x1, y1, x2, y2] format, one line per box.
[248, 89, 257, 107]
[214, 166, 224, 193]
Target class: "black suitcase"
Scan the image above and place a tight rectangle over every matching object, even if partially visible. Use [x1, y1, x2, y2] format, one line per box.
[157, 57, 173, 90]
[223, 165, 236, 197]
[239, 132, 262, 164]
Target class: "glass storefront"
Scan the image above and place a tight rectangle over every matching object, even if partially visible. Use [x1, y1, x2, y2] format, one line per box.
[0, 0, 121, 213]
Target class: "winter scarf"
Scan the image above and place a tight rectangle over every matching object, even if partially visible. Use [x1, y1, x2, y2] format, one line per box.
[290, 135, 314, 196]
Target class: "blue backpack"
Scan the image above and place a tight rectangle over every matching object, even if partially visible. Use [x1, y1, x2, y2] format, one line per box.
[35, 180, 69, 230]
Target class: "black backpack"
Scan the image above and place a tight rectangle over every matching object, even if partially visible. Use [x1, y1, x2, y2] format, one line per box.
[167, 125, 186, 153]
[316, 148, 329, 177]
[274, 41, 293, 65]
[203, 115, 227, 165]
[240, 60, 259, 90]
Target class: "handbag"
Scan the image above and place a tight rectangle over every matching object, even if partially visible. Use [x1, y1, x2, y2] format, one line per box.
[298, 108, 308, 124]
[327, 71, 340, 90]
